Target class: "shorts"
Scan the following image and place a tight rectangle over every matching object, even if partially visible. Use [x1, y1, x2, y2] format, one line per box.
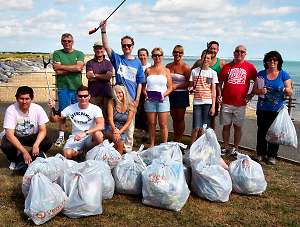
[103, 124, 126, 141]
[57, 88, 77, 111]
[63, 134, 93, 153]
[193, 104, 212, 129]
[169, 90, 190, 108]
[220, 104, 246, 127]
[144, 96, 170, 113]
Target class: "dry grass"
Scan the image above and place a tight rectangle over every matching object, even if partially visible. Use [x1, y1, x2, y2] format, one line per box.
[0, 120, 299, 226]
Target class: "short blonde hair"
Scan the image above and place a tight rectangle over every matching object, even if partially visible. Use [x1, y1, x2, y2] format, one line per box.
[151, 47, 164, 56]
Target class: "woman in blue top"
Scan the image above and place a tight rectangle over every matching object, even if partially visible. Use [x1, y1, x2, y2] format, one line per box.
[106, 85, 134, 154]
[253, 51, 292, 164]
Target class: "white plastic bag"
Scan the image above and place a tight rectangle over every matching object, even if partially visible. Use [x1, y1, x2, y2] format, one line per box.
[86, 140, 122, 169]
[22, 154, 67, 197]
[139, 142, 186, 166]
[266, 106, 298, 148]
[24, 173, 67, 225]
[142, 158, 190, 211]
[113, 152, 147, 195]
[96, 160, 115, 199]
[183, 128, 221, 167]
[191, 160, 232, 202]
[58, 160, 103, 218]
[229, 153, 267, 195]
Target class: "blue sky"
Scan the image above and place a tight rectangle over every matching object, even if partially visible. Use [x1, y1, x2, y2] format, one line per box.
[1, 0, 300, 60]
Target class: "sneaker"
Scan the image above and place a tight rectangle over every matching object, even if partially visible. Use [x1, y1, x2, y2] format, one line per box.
[55, 136, 65, 147]
[268, 157, 276, 165]
[230, 148, 239, 157]
[9, 162, 16, 170]
[221, 148, 229, 156]
[256, 155, 264, 162]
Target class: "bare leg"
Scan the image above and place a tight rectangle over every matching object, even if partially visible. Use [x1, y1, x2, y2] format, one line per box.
[63, 148, 79, 159]
[233, 124, 242, 149]
[170, 108, 186, 142]
[92, 131, 104, 145]
[210, 116, 216, 130]
[147, 112, 157, 147]
[158, 112, 169, 143]
[222, 124, 231, 149]
[190, 128, 198, 145]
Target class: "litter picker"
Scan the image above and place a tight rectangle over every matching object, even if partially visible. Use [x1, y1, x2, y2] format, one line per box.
[88, 0, 127, 35]
[42, 56, 60, 116]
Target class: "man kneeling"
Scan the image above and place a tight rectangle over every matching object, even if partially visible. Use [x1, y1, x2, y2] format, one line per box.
[0, 86, 51, 171]
[49, 85, 104, 159]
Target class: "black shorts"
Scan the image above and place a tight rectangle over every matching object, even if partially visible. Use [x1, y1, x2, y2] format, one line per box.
[169, 90, 190, 108]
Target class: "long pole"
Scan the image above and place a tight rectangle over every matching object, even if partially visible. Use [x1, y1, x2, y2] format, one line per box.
[88, 0, 127, 35]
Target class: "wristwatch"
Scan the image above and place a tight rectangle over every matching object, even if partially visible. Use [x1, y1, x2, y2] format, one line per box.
[84, 130, 89, 135]
[93, 74, 96, 79]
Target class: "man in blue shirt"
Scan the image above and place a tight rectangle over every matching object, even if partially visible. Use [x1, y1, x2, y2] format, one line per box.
[100, 20, 145, 151]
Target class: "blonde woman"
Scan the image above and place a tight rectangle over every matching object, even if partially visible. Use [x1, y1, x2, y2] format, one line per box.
[143, 47, 173, 147]
[106, 85, 134, 154]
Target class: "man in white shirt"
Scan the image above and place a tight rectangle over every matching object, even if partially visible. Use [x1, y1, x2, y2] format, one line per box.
[48, 85, 104, 159]
[0, 86, 51, 171]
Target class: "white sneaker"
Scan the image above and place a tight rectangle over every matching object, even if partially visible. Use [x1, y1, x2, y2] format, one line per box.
[55, 136, 65, 147]
[9, 162, 16, 170]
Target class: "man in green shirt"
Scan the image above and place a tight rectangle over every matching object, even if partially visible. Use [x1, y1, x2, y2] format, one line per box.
[52, 33, 84, 147]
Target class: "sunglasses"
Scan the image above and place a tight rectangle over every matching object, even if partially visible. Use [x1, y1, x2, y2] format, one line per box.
[122, 44, 132, 48]
[62, 40, 72, 43]
[267, 58, 278, 62]
[234, 50, 246, 54]
[78, 94, 89, 98]
[173, 51, 183, 54]
[152, 54, 162, 58]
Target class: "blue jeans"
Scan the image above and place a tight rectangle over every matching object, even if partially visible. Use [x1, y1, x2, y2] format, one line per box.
[57, 88, 77, 111]
[193, 104, 212, 129]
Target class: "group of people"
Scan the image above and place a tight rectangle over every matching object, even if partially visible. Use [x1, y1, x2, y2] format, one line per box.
[0, 21, 293, 171]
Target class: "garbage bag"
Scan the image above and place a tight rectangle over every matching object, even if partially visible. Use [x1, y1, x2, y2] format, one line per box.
[183, 164, 191, 186]
[139, 142, 186, 166]
[229, 153, 267, 195]
[183, 128, 221, 167]
[24, 173, 67, 225]
[22, 154, 67, 197]
[142, 158, 190, 211]
[96, 160, 115, 199]
[113, 152, 147, 195]
[191, 160, 232, 202]
[86, 140, 122, 169]
[266, 105, 298, 148]
[58, 160, 103, 218]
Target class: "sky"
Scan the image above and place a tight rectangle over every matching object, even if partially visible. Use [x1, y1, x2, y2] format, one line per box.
[1, 0, 300, 60]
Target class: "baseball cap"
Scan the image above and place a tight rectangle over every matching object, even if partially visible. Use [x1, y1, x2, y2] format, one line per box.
[93, 41, 103, 47]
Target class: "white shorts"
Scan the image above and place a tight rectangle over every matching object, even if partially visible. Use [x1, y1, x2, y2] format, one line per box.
[63, 135, 93, 153]
[221, 104, 246, 127]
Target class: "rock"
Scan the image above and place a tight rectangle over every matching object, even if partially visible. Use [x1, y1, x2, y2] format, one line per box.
[0, 73, 9, 83]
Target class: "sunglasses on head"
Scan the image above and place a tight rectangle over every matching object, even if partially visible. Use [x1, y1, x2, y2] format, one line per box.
[173, 51, 183, 54]
[62, 40, 72, 43]
[122, 44, 132, 48]
[78, 94, 89, 98]
[235, 50, 246, 54]
[152, 54, 162, 58]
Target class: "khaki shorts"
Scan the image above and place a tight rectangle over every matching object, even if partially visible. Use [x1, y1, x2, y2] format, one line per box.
[63, 135, 93, 153]
[220, 104, 246, 127]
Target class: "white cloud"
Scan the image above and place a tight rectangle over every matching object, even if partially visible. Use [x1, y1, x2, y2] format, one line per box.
[79, 4, 85, 12]
[0, 0, 33, 10]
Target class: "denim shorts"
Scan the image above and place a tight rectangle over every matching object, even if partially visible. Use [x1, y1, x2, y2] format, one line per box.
[63, 135, 93, 153]
[57, 88, 77, 111]
[193, 104, 212, 129]
[144, 96, 170, 113]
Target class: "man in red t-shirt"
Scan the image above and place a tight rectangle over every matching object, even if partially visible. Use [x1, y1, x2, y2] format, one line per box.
[219, 45, 257, 155]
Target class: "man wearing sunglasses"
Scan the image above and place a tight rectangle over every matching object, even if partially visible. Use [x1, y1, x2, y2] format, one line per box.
[100, 20, 145, 152]
[48, 85, 104, 159]
[52, 33, 85, 148]
[219, 45, 257, 156]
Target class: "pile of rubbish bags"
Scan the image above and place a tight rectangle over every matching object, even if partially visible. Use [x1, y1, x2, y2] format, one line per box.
[22, 133, 268, 225]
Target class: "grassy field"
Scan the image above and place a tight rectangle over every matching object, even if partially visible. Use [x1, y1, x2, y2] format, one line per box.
[0, 119, 299, 227]
[0, 52, 49, 60]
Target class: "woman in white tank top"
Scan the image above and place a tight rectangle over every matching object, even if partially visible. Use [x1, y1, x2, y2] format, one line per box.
[143, 47, 173, 147]
[166, 45, 191, 142]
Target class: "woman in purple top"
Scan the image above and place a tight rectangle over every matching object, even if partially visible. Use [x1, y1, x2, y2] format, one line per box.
[253, 51, 292, 165]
